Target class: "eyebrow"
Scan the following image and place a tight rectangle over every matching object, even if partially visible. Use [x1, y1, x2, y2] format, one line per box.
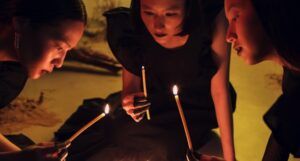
[53, 33, 72, 48]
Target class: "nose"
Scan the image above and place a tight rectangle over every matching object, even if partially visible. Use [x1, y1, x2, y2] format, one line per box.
[154, 15, 165, 30]
[53, 52, 67, 68]
[226, 24, 237, 43]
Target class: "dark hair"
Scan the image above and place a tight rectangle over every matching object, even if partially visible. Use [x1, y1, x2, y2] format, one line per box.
[130, 0, 205, 36]
[12, 0, 87, 26]
[252, 0, 300, 69]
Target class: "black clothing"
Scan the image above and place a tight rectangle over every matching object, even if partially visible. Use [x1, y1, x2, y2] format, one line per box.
[63, 2, 236, 161]
[262, 134, 290, 161]
[264, 68, 300, 157]
[0, 61, 27, 109]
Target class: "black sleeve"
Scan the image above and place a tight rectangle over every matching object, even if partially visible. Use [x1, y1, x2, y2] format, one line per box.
[104, 7, 143, 76]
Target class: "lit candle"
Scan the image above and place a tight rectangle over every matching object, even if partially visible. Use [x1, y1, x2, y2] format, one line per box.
[142, 66, 151, 120]
[66, 104, 110, 143]
[172, 85, 193, 151]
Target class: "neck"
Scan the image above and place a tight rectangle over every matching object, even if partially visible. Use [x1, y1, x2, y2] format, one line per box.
[268, 49, 300, 72]
[0, 22, 19, 62]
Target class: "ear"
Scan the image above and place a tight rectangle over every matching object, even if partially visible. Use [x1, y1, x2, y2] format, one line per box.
[12, 17, 31, 33]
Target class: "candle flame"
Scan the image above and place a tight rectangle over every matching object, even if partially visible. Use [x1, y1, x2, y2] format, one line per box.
[104, 104, 110, 114]
[172, 85, 179, 95]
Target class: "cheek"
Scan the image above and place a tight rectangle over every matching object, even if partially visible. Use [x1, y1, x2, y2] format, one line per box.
[165, 17, 184, 30]
[141, 15, 153, 30]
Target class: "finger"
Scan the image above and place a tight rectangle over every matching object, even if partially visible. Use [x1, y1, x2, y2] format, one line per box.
[133, 101, 151, 109]
[211, 156, 225, 161]
[133, 113, 145, 122]
[55, 142, 71, 150]
[60, 152, 68, 161]
[134, 96, 147, 103]
[58, 149, 68, 161]
[133, 105, 149, 115]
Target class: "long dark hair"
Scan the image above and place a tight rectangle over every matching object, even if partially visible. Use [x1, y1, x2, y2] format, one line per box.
[1, 0, 87, 26]
[252, 0, 300, 69]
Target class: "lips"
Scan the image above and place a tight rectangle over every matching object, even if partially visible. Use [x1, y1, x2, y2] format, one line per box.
[154, 33, 167, 38]
[40, 70, 49, 75]
[41, 69, 52, 75]
[233, 45, 242, 56]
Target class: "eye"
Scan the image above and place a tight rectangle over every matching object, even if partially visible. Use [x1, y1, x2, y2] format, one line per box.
[165, 13, 178, 17]
[143, 11, 154, 16]
[57, 46, 64, 52]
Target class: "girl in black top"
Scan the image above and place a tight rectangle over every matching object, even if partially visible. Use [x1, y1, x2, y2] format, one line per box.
[0, 0, 86, 160]
[225, 0, 300, 160]
[87, 0, 237, 160]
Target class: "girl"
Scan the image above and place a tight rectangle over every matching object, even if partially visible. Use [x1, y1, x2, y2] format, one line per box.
[0, 0, 87, 160]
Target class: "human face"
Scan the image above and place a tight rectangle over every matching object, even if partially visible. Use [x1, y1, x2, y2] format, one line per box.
[225, 0, 274, 65]
[19, 20, 84, 79]
[140, 0, 185, 46]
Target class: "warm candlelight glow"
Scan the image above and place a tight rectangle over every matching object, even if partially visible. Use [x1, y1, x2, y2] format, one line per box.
[172, 85, 179, 95]
[104, 104, 110, 114]
[66, 104, 110, 143]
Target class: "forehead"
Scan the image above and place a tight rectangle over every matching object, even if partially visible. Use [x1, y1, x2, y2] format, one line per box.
[140, 0, 185, 10]
[225, 0, 251, 11]
[39, 20, 84, 47]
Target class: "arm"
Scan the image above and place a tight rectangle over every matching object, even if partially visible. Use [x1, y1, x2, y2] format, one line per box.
[121, 68, 142, 99]
[210, 9, 235, 161]
[122, 68, 150, 122]
[0, 134, 21, 152]
[0, 141, 69, 161]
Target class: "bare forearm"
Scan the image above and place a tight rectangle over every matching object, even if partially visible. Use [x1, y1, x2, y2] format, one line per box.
[212, 92, 235, 161]
[0, 134, 21, 152]
[122, 68, 142, 99]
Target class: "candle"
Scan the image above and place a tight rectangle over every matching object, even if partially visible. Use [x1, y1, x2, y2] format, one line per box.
[172, 85, 193, 151]
[142, 66, 151, 120]
[66, 104, 110, 143]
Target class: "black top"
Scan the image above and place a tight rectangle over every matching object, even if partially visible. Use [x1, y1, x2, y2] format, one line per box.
[0, 61, 27, 109]
[264, 68, 300, 157]
[104, 6, 236, 122]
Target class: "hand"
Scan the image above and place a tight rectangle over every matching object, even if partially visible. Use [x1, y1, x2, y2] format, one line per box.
[22, 142, 70, 161]
[122, 92, 151, 122]
[199, 154, 225, 161]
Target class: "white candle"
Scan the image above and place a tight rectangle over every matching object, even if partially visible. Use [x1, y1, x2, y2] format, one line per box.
[66, 104, 110, 143]
[172, 85, 193, 151]
[142, 66, 151, 120]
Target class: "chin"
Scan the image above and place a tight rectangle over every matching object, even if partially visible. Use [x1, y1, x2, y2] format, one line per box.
[244, 57, 262, 65]
[152, 36, 167, 45]
[28, 72, 42, 79]
[30, 75, 41, 80]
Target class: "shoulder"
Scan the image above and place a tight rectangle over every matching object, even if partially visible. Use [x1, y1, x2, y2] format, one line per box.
[0, 61, 27, 109]
[104, 7, 144, 76]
